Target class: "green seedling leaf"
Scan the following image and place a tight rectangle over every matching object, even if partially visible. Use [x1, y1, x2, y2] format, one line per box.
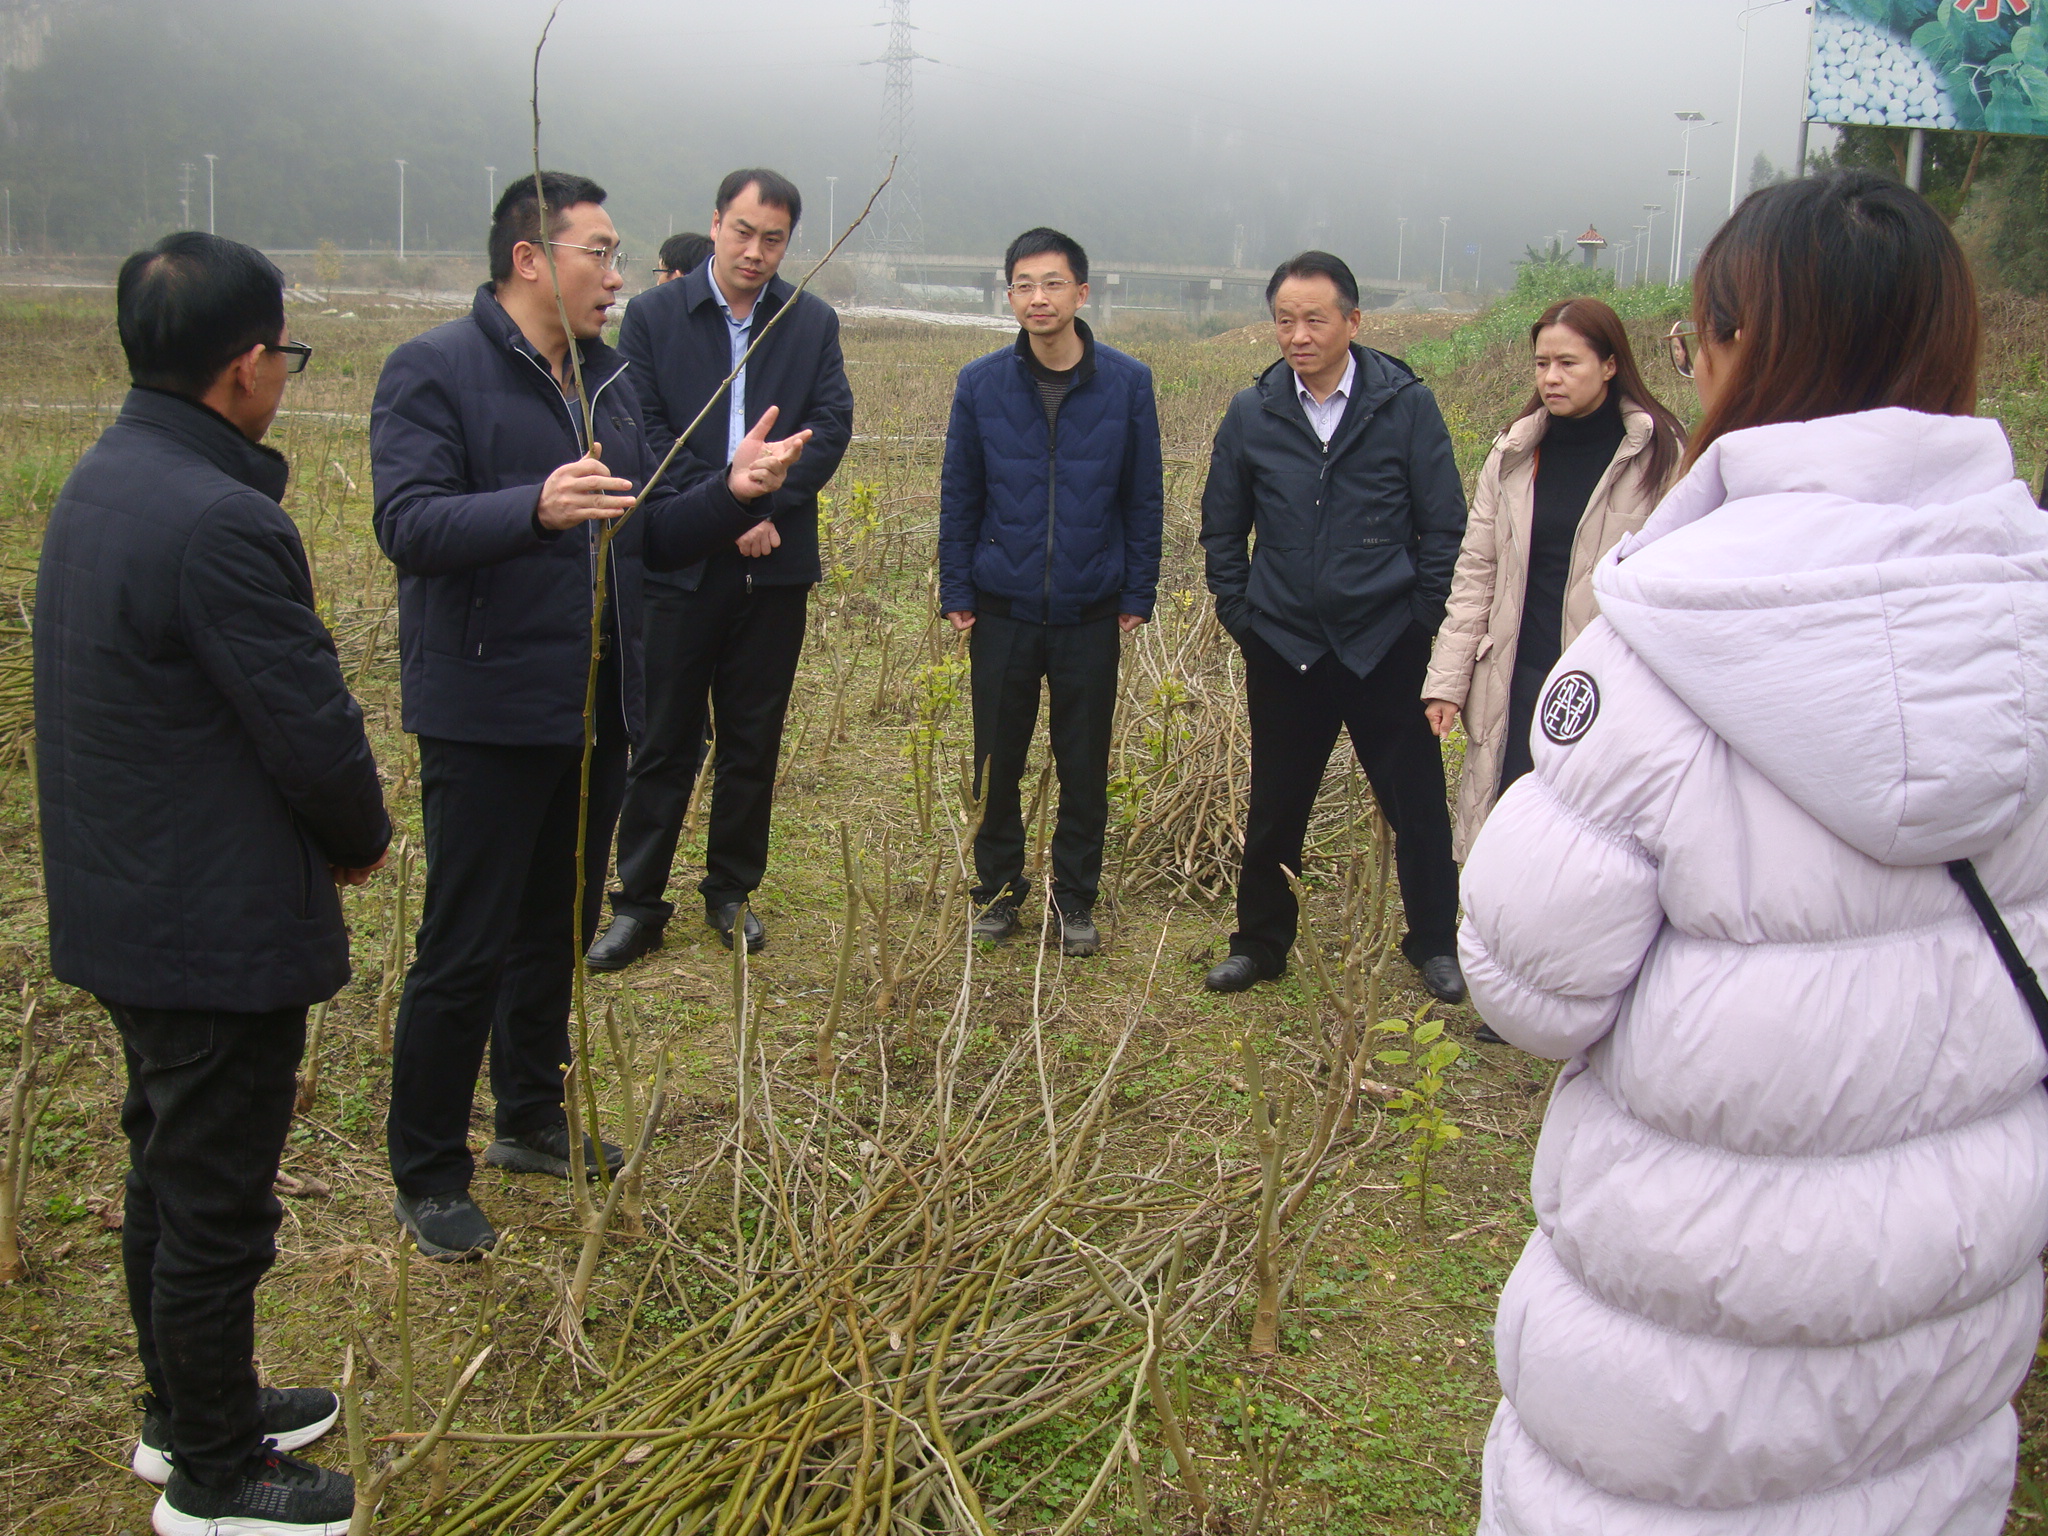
[1413, 1019, 1445, 1046]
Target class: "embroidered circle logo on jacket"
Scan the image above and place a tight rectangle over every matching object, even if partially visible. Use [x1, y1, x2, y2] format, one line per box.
[1540, 671, 1600, 745]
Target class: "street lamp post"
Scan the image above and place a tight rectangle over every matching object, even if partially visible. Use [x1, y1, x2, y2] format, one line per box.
[1730, 0, 1791, 215]
[203, 153, 217, 234]
[1642, 206, 1663, 287]
[1671, 112, 1709, 284]
[395, 159, 407, 262]
[1396, 215, 1408, 283]
[827, 175, 838, 237]
[486, 165, 496, 213]
[1472, 241, 1482, 294]
[1437, 215, 1450, 294]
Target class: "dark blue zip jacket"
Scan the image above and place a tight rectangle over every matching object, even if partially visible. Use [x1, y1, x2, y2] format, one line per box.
[938, 321, 1163, 624]
[35, 389, 390, 1011]
[618, 262, 853, 590]
[370, 286, 768, 746]
[1200, 345, 1467, 679]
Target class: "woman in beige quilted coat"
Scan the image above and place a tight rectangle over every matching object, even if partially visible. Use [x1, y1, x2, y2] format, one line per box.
[1423, 298, 1686, 860]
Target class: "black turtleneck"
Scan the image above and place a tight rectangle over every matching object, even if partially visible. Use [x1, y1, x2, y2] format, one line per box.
[1516, 387, 1626, 680]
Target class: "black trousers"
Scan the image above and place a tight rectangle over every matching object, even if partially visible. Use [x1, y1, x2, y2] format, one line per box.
[110, 1000, 306, 1490]
[1232, 624, 1460, 975]
[610, 559, 808, 924]
[969, 610, 1120, 915]
[386, 696, 627, 1197]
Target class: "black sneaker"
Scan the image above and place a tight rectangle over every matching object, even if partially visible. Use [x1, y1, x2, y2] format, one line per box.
[484, 1124, 625, 1180]
[134, 1387, 340, 1485]
[153, 1445, 354, 1535]
[972, 897, 1019, 945]
[1059, 908, 1101, 958]
[393, 1190, 497, 1261]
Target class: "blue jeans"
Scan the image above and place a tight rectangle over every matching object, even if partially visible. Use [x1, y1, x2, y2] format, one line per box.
[110, 999, 306, 1489]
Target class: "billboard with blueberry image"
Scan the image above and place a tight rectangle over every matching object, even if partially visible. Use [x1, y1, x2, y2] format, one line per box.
[1808, 0, 2048, 137]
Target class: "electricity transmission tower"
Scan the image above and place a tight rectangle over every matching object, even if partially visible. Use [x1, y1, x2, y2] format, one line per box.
[868, 0, 924, 254]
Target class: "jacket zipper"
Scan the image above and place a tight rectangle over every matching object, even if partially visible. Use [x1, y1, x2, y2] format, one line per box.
[512, 347, 630, 686]
[1042, 398, 1062, 613]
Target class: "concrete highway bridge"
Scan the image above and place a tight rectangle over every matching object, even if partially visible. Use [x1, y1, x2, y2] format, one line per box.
[843, 252, 1428, 321]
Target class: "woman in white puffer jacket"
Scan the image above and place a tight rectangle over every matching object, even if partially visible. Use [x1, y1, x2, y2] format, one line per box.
[1465, 171, 2048, 1533]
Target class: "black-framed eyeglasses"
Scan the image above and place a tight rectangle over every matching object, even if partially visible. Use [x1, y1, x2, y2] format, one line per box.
[267, 340, 313, 375]
[1666, 320, 1699, 380]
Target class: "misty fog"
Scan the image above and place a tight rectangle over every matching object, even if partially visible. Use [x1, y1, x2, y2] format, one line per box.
[0, 0, 1819, 291]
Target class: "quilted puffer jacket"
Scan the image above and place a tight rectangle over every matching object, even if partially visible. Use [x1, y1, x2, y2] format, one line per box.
[1461, 408, 2048, 1534]
[938, 320, 1163, 625]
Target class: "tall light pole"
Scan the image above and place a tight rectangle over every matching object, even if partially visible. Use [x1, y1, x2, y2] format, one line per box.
[179, 162, 194, 229]
[395, 159, 407, 261]
[1730, 1, 1791, 215]
[1396, 215, 1408, 282]
[3, 188, 10, 257]
[1642, 206, 1663, 287]
[1631, 224, 1649, 285]
[1670, 112, 1709, 284]
[1437, 215, 1450, 294]
[1471, 241, 1482, 294]
[827, 175, 838, 236]
[486, 165, 496, 213]
[203, 153, 217, 234]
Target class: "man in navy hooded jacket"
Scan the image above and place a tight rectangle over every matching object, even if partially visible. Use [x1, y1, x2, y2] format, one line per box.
[939, 227, 1163, 956]
[370, 173, 810, 1259]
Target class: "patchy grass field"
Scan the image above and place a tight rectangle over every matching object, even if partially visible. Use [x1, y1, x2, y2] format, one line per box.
[0, 280, 2045, 1536]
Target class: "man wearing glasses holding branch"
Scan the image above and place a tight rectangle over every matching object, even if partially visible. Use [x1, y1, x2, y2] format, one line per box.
[939, 227, 1163, 956]
[371, 172, 811, 1261]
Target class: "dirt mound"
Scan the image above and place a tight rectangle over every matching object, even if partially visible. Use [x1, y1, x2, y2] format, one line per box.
[1206, 309, 1474, 356]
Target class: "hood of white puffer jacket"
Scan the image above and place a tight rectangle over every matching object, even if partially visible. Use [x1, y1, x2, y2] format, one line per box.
[1593, 408, 2048, 867]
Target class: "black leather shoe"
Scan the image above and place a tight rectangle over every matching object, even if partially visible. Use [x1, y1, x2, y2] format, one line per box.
[1474, 1022, 1508, 1045]
[708, 902, 766, 953]
[1203, 954, 1267, 993]
[1418, 953, 1468, 1005]
[586, 913, 662, 972]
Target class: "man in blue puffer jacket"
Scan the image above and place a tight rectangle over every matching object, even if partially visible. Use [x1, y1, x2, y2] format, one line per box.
[939, 227, 1163, 956]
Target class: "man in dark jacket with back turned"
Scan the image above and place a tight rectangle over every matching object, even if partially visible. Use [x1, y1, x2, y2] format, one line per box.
[371, 172, 809, 1261]
[587, 168, 853, 968]
[1200, 251, 1468, 1003]
[37, 232, 389, 1535]
[940, 227, 1163, 956]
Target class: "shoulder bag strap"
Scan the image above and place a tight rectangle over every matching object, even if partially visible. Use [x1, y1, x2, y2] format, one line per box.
[1948, 859, 2048, 1047]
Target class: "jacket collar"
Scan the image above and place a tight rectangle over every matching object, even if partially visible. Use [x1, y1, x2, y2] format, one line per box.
[1496, 394, 1657, 467]
[1256, 342, 1412, 447]
[682, 261, 792, 324]
[469, 283, 627, 393]
[1011, 316, 1098, 389]
[117, 387, 290, 502]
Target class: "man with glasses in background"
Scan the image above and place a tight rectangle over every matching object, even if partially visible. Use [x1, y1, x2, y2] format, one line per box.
[938, 227, 1163, 956]
[37, 231, 390, 1534]
[586, 169, 852, 968]
[651, 231, 713, 286]
[371, 172, 812, 1260]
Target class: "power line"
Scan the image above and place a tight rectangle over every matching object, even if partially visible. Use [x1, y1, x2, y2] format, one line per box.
[868, 0, 923, 255]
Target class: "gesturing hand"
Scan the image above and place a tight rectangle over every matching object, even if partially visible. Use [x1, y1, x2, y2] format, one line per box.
[726, 406, 813, 503]
[538, 441, 635, 531]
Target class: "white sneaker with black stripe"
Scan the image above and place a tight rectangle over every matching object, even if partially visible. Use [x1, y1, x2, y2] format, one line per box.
[153, 1445, 354, 1535]
[132, 1387, 340, 1485]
